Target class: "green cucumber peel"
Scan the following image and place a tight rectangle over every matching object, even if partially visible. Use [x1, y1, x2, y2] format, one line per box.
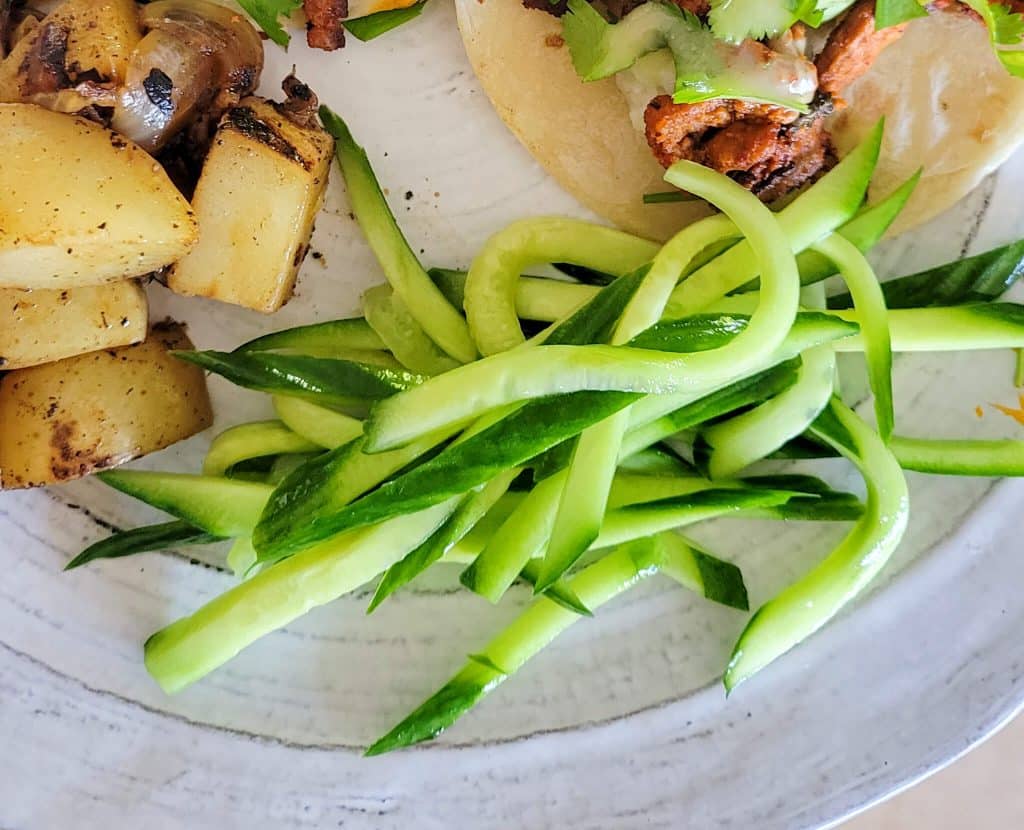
[362, 284, 461, 375]
[174, 350, 423, 408]
[739, 169, 922, 293]
[368, 469, 520, 612]
[463, 216, 658, 355]
[669, 121, 883, 317]
[651, 532, 748, 611]
[253, 430, 456, 563]
[615, 446, 695, 476]
[272, 397, 364, 450]
[66, 521, 222, 571]
[593, 487, 797, 548]
[367, 538, 665, 755]
[724, 398, 909, 691]
[561, 0, 815, 110]
[146, 499, 462, 694]
[829, 239, 1024, 309]
[236, 317, 386, 354]
[320, 108, 477, 363]
[344, 1, 426, 41]
[518, 559, 593, 617]
[202, 421, 321, 478]
[98, 471, 272, 538]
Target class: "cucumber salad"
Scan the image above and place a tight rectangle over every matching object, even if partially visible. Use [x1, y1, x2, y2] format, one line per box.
[69, 108, 1024, 755]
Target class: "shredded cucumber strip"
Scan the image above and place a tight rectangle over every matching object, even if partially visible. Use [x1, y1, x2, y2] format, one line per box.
[362, 284, 462, 376]
[888, 437, 1024, 477]
[725, 398, 909, 691]
[65, 522, 223, 572]
[812, 233, 894, 440]
[321, 108, 477, 363]
[145, 499, 462, 694]
[97, 472, 272, 538]
[236, 318, 386, 354]
[464, 217, 659, 355]
[226, 537, 257, 579]
[669, 123, 883, 317]
[702, 345, 836, 479]
[271, 397, 364, 450]
[253, 428, 461, 564]
[202, 421, 321, 478]
[369, 469, 521, 611]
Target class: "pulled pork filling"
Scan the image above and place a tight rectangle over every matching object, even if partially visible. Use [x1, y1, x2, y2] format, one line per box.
[525, 0, 1013, 201]
[304, 0, 348, 50]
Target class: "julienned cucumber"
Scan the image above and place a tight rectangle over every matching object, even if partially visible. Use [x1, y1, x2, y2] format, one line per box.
[724, 398, 909, 690]
[145, 498, 463, 694]
[669, 121, 882, 316]
[362, 284, 461, 376]
[811, 233, 893, 440]
[202, 421, 321, 478]
[463, 217, 658, 355]
[888, 437, 1024, 476]
[320, 108, 478, 364]
[272, 397, 364, 450]
[701, 345, 835, 479]
[236, 317, 386, 354]
[65, 521, 223, 571]
[368, 469, 521, 612]
[175, 350, 423, 408]
[97, 471, 272, 538]
[253, 430, 459, 563]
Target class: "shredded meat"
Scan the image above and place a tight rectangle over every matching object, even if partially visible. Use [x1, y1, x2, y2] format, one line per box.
[815, 0, 910, 98]
[645, 96, 834, 201]
[304, 0, 347, 50]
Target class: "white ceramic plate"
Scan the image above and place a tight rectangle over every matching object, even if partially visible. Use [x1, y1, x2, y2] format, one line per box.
[3, 4, 1024, 827]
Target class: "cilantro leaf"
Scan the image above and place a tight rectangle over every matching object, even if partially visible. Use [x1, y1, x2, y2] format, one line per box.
[875, 0, 928, 30]
[990, 0, 1024, 45]
[962, 0, 1024, 78]
[236, 0, 301, 48]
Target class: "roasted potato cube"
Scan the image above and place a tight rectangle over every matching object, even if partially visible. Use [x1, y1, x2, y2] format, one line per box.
[0, 0, 142, 101]
[0, 104, 197, 289]
[0, 281, 148, 370]
[0, 323, 213, 489]
[167, 97, 334, 313]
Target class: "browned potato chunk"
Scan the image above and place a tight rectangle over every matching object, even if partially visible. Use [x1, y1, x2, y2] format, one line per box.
[0, 323, 213, 489]
[167, 97, 334, 313]
[0, 0, 142, 101]
[0, 281, 148, 370]
[0, 104, 198, 289]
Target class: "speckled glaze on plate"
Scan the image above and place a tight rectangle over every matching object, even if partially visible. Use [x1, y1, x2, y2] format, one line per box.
[3, 4, 1024, 828]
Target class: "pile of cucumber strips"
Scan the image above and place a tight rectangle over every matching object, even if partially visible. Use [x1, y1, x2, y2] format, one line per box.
[71, 109, 1024, 754]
